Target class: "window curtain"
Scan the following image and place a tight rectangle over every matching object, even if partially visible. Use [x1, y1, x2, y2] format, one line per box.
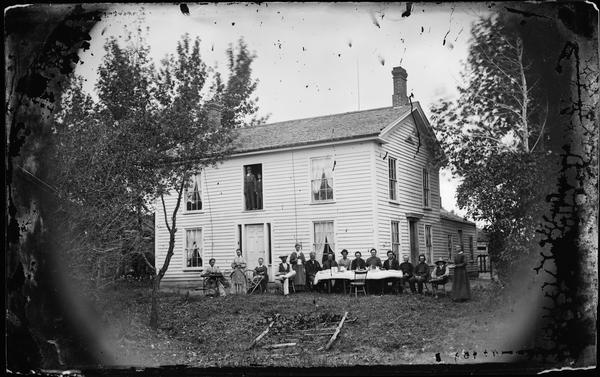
[314, 221, 334, 262]
[311, 157, 332, 197]
[186, 229, 202, 264]
[186, 174, 202, 209]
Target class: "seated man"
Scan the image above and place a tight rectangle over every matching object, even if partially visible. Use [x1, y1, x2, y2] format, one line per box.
[399, 255, 414, 293]
[338, 249, 351, 270]
[304, 252, 322, 291]
[254, 257, 269, 293]
[322, 252, 338, 270]
[321, 252, 338, 292]
[351, 251, 367, 270]
[275, 255, 296, 296]
[365, 248, 382, 269]
[382, 250, 400, 294]
[430, 257, 450, 298]
[409, 254, 429, 294]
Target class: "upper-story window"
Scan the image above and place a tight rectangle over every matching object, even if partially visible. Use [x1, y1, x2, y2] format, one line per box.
[311, 156, 334, 202]
[243, 164, 263, 210]
[185, 173, 202, 211]
[422, 168, 431, 208]
[388, 157, 397, 201]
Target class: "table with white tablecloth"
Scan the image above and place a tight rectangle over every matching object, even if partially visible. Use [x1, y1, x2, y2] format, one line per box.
[313, 269, 404, 293]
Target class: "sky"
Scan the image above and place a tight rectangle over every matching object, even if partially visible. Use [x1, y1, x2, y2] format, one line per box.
[76, 2, 491, 219]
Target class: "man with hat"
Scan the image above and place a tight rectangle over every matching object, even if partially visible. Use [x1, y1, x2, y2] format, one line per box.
[275, 255, 297, 296]
[430, 257, 450, 298]
[337, 249, 351, 270]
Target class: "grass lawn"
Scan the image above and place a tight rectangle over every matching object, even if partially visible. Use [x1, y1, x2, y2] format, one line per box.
[96, 280, 530, 367]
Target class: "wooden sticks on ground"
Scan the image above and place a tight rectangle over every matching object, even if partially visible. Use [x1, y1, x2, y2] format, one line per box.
[263, 342, 297, 349]
[247, 314, 279, 350]
[325, 311, 348, 350]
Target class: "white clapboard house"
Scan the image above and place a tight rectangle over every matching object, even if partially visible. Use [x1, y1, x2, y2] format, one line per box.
[155, 66, 476, 287]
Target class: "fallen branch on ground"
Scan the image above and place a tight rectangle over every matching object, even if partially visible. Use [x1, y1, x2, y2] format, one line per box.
[325, 311, 348, 350]
[247, 314, 279, 350]
[263, 343, 297, 349]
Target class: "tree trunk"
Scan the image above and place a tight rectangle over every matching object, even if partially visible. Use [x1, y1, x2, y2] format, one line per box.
[149, 272, 160, 329]
[149, 182, 185, 329]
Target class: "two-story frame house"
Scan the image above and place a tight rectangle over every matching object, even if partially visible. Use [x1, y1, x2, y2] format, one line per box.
[155, 66, 468, 288]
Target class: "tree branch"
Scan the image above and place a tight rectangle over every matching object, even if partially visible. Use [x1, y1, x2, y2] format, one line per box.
[160, 193, 171, 233]
[530, 98, 549, 153]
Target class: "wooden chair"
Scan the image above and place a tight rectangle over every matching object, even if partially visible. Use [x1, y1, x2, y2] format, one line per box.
[248, 275, 265, 294]
[350, 270, 368, 297]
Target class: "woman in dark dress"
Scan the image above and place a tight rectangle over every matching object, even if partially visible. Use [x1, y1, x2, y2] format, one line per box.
[451, 249, 471, 301]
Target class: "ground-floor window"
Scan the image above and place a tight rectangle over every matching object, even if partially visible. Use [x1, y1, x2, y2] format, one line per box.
[391, 221, 400, 255]
[469, 235, 474, 261]
[425, 225, 433, 262]
[447, 234, 453, 260]
[313, 220, 335, 263]
[185, 228, 203, 268]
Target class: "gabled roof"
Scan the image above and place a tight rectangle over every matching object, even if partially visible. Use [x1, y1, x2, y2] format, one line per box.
[440, 208, 476, 226]
[233, 105, 413, 154]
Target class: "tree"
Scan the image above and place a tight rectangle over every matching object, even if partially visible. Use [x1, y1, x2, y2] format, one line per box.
[53, 31, 263, 329]
[430, 16, 556, 281]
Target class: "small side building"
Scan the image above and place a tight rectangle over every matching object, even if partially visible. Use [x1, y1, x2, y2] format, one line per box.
[439, 208, 478, 278]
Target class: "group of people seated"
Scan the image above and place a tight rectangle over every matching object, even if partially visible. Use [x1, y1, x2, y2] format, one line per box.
[201, 245, 454, 299]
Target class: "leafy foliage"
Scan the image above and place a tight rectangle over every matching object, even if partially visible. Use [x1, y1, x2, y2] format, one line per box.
[430, 16, 557, 280]
[52, 28, 263, 326]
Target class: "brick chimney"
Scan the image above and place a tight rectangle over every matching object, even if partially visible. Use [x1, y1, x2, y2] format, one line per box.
[206, 101, 223, 127]
[391, 66, 408, 107]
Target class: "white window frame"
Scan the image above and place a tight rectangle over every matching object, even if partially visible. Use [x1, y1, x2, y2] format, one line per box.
[184, 172, 203, 213]
[388, 157, 398, 201]
[312, 220, 336, 261]
[183, 227, 203, 270]
[310, 156, 335, 203]
[424, 224, 433, 263]
[391, 220, 400, 255]
[422, 168, 431, 208]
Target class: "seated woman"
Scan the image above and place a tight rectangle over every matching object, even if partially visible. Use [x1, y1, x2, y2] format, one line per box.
[321, 252, 338, 292]
[430, 257, 450, 298]
[275, 255, 296, 296]
[254, 257, 269, 293]
[304, 252, 322, 291]
[230, 249, 247, 294]
[203, 258, 229, 297]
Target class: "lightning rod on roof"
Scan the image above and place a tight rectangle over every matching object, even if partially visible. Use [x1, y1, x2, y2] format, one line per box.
[356, 58, 360, 111]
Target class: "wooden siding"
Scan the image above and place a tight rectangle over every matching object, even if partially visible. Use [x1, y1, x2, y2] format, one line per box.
[440, 217, 478, 276]
[155, 141, 378, 284]
[375, 116, 443, 264]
